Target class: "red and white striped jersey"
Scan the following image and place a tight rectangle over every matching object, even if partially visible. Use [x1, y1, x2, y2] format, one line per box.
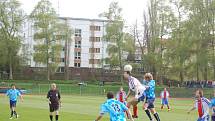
[194, 97, 211, 118]
[160, 91, 170, 99]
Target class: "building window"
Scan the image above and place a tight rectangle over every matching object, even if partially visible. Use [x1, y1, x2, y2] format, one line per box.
[90, 25, 101, 31]
[75, 29, 82, 37]
[75, 52, 81, 59]
[75, 40, 81, 48]
[89, 48, 100, 53]
[90, 37, 101, 42]
[74, 63, 81, 67]
[61, 58, 65, 62]
[89, 59, 100, 64]
[56, 67, 65, 73]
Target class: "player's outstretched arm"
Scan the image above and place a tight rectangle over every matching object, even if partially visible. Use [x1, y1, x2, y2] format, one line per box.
[94, 114, 103, 121]
[20, 95, 24, 102]
[125, 89, 131, 101]
[134, 87, 139, 101]
[187, 107, 196, 114]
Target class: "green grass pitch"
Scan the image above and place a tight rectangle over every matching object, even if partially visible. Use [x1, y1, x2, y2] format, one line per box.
[0, 95, 199, 121]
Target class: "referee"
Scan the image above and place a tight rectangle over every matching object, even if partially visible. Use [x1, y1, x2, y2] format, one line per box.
[47, 83, 61, 121]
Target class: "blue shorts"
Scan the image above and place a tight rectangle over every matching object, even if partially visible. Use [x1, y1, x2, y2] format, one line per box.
[145, 98, 155, 109]
[197, 115, 209, 121]
[212, 115, 215, 121]
[10, 100, 17, 108]
[138, 92, 146, 102]
[162, 98, 168, 105]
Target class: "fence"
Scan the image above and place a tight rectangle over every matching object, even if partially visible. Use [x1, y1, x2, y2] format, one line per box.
[0, 82, 214, 98]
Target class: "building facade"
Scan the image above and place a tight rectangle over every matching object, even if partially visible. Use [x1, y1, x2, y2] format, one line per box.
[23, 17, 109, 72]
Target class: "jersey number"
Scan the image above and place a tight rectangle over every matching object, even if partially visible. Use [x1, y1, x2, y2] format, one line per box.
[112, 104, 120, 112]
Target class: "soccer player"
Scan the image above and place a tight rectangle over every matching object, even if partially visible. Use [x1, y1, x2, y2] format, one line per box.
[187, 89, 211, 121]
[116, 87, 127, 104]
[47, 83, 61, 121]
[116, 87, 138, 118]
[6, 84, 23, 119]
[123, 65, 146, 119]
[94, 91, 134, 121]
[209, 90, 215, 121]
[160, 88, 170, 111]
[144, 73, 161, 121]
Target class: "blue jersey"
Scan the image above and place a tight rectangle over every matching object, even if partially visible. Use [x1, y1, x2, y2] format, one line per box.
[6, 89, 21, 101]
[145, 80, 155, 99]
[210, 98, 215, 113]
[100, 99, 128, 121]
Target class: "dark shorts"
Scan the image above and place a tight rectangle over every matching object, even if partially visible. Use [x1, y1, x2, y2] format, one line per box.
[212, 115, 215, 121]
[49, 104, 59, 112]
[10, 100, 17, 108]
[138, 92, 146, 102]
[145, 98, 155, 109]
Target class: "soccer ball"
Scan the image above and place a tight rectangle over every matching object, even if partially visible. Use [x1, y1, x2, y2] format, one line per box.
[124, 64, 132, 72]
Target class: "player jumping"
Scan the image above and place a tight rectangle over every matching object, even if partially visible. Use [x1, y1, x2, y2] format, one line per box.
[187, 89, 211, 121]
[47, 83, 61, 121]
[6, 84, 23, 119]
[123, 65, 146, 119]
[144, 73, 161, 121]
[160, 88, 170, 111]
[94, 91, 134, 121]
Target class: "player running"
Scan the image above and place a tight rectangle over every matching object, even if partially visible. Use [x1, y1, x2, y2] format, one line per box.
[6, 84, 23, 119]
[94, 91, 134, 121]
[160, 88, 170, 111]
[187, 89, 211, 121]
[209, 90, 215, 121]
[123, 65, 146, 118]
[47, 83, 61, 121]
[144, 73, 161, 121]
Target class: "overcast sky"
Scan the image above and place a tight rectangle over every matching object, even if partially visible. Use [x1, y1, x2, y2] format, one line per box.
[18, 0, 148, 26]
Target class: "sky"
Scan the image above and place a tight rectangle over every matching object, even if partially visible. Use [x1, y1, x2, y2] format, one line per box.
[18, 0, 148, 26]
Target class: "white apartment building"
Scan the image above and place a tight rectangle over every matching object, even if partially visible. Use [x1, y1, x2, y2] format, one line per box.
[22, 17, 109, 72]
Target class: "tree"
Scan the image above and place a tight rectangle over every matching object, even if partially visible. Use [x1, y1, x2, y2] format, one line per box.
[57, 19, 73, 80]
[0, 0, 24, 79]
[100, 2, 136, 83]
[100, 2, 124, 70]
[30, 0, 62, 80]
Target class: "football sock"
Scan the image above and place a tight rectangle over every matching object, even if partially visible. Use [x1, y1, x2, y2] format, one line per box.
[145, 109, 152, 120]
[55, 115, 59, 121]
[161, 105, 163, 109]
[133, 105, 138, 116]
[167, 105, 170, 109]
[10, 111, 13, 117]
[49, 115, 53, 121]
[154, 112, 160, 121]
[14, 111, 17, 116]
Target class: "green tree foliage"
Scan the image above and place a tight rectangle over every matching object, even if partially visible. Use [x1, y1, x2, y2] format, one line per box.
[0, 0, 24, 79]
[100, 2, 135, 70]
[30, 0, 63, 80]
[139, 0, 215, 82]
